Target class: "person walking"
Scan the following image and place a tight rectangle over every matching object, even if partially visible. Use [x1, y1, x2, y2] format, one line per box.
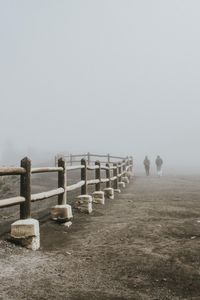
[143, 156, 150, 176]
[155, 155, 163, 177]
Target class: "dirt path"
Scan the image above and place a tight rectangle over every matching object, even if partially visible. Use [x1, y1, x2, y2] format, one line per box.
[1, 175, 200, 299]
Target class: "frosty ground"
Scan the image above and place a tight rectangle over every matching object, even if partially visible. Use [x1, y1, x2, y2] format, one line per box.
[1, 175, 200, 300]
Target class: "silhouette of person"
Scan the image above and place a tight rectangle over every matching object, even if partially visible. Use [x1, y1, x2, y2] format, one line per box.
[155, 155, 163, 176]
[143, 156, 150, 176]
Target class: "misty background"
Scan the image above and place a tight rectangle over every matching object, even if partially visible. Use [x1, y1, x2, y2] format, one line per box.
[0, 0, 200, 174]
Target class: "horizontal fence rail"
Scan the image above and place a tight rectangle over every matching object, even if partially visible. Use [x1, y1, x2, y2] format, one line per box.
[0, 153, 133, 220]
[55, 152, 132, 166]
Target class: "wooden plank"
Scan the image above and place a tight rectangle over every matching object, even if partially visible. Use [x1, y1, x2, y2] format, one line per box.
[67, 165, 84, 171]
[69, 154, 87, 158]
[101, 166, 109, 171]
[87, 179, 100, 185]
[31, 188, 64, 202]
[0, 196, 25, 208]
[87, 165, 100, 170]
[110, 176, 117, 181]
[109, 166, 117, 170]
[31, 167, 63, 174]
[66, 181, 85, 192]
[101, 178, 109, 183]
[0, 167, 26, 176]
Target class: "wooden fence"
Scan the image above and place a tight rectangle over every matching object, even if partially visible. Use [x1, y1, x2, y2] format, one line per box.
[0, 154, 133, 220]
[55, 153, 133, 166]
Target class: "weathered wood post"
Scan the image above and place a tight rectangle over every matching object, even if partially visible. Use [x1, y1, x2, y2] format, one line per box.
[95, 160, 101, 192]
[76, 158, 92, 213]
[118, 162, 122, 182]
[129, 156, 133, 175]
[113, 163, 120, 193]
[122, 159, 126, 173]
[70, 154, 73, 166]
[118, 161, 125, 189]
[126, 156, 131, 180]
[106, 163, 111, 188]
[20, 157, 31, 219]
[104, 162, 114, 199]
[55, 155, 57, 167]
[11, 157, 40, 250]
[87, 152, 91, 165]
[51, 157, 73, 221]
[122, 159, 129, 185]
[92, 160, 104, 204]
[107, 153, 110, 164]
[58, 157, 66, 205]
[81, 158, 87, 195]
[129, 156, 133, 178]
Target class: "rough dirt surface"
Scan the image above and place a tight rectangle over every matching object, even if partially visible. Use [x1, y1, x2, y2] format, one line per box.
[1, 175, 200, 300]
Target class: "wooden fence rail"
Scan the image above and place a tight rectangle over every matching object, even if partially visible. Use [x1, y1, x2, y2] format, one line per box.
[55, 152, 132, 166]
[0, 154, 133, 220]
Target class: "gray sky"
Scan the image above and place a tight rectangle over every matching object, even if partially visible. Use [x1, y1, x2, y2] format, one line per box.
[0, 0, 200, 172]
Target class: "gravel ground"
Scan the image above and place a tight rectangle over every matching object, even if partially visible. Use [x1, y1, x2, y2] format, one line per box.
[1, 175, 200, 299]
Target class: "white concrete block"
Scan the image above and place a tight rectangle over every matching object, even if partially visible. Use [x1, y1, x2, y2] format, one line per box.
[11, 218, 40, 251]
[104, 188, 114, 200]
[75, 195, 93, 214]
[114, 189, 121, 194]
[51, 204, 73, 221]
[92, 191, 105, 204]
[122, 176, 129, 184]
[118, 182, 126, 189]
[126, 171, 133, 179]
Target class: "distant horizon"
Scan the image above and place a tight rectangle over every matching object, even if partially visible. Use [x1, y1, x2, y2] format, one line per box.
[1, 144, 200, 175]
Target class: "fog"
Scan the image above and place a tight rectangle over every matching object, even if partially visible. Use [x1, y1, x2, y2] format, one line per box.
[0, 1, 200, 173]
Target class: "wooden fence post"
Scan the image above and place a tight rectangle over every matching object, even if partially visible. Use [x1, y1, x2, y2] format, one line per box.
[113, 163, 119, 190]
[106, 163, 111, 188]
[55, 155, 57, 167]
[58, 157, 67, 205]
[130, 156, 133, 173]
[20, 157, 31, 219]
[81, 159, 87, 195]
[126, 156, 130, 171]
[122, 159, 126, 175]
[87, 152, 90, 165]
[107, 153, 110, 164]
[95, 161, 101, 191]
[118, 162, 122, 183]
[70, 154, 73, 166]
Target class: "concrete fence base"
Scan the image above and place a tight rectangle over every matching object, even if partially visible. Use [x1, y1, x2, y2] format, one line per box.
[122, 176, 129, 184]
[104, 188, 114, 200]
[51, 204, 73, 222]
[126, 171, 133, 179]
[92, 191, 105, 204]
[118, 182, 126, 189]
[11, 218, 40, 251]
[75, 195, 93, 214]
